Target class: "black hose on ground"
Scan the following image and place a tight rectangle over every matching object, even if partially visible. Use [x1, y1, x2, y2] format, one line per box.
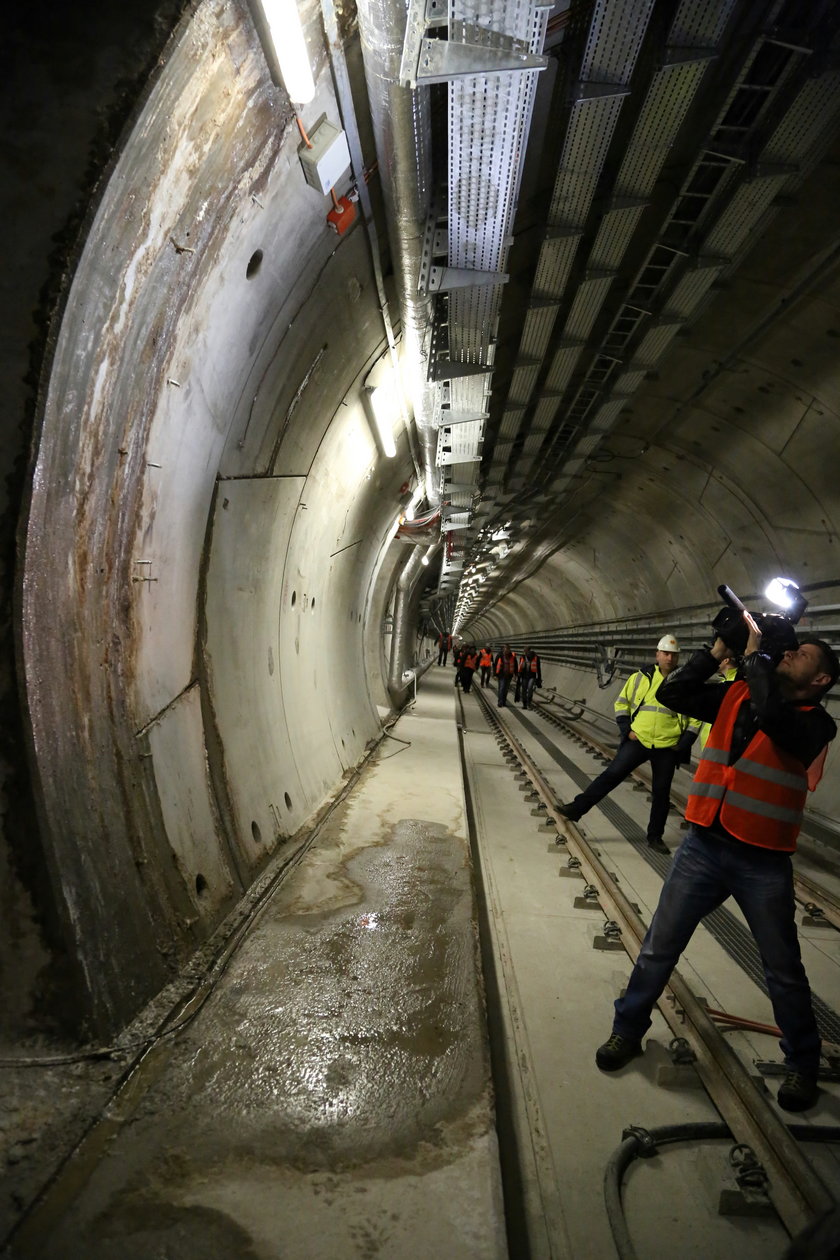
[605, 1121, 840, 1260]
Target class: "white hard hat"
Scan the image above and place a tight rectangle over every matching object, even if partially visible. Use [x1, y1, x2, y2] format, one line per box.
[657, 634, 679, 653]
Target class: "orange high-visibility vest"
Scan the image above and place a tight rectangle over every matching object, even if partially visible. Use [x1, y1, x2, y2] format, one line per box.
[479, 650, 492, 667]
[496, 654, 517, 676]
[463, 651, 478, 669]
[685, 680, 821, 852]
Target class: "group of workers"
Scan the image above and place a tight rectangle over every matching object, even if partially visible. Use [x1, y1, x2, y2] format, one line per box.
[436, 632, 542, 705]
[556, 624, 838, 1116]
[439, 618, 840, 1113]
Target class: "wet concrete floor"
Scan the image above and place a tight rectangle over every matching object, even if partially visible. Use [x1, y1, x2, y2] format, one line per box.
[8, 671, 506, 1259]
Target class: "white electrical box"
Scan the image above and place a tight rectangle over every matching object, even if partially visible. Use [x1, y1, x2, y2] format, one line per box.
[298, 118, 351, 195]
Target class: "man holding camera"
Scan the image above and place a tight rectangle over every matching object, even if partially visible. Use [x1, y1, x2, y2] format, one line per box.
[559, 635, 700, 855]
[595, 608, 838, 1112]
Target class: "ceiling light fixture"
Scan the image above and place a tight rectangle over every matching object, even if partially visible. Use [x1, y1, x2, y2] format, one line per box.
[250, 0, 315, 104]
[366, 383, 397, 458]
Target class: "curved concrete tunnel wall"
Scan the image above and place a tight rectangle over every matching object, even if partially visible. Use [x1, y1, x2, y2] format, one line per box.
[7, 0, 840, 1042]
[17, 0, 424, 1035]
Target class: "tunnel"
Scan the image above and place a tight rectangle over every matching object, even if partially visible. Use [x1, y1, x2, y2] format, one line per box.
[3, 0, 840, 1255]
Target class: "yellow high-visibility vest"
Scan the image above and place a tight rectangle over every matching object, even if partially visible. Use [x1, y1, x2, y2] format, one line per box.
[614, 666, 701, 749]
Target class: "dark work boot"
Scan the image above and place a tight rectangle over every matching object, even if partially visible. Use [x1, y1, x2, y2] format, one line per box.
[777, 1072, 819, 1112]
[646, 836, 670, 855]
[595, 1033, 643, 1071]
[559, 803, 582, 822]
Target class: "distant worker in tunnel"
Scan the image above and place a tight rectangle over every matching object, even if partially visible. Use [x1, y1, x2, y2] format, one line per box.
[479, 646, 493, 688]
[595, 619, 839, 1113]
[495, 646, 518, 708]
[519, 649, 542, 710]
[559, 635, 700, 854]
[437, 629, 452, 666]
[453, 641, 463, 687]
[459, 646, 479, 693]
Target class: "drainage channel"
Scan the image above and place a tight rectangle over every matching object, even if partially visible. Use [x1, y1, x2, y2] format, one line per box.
[471, 683, 835, 1238]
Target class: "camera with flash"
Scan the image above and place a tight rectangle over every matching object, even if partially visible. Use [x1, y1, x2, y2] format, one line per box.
[712, 579, 807, 664]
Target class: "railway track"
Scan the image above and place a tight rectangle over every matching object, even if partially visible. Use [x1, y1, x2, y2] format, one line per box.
[470, 682, 836, 1237]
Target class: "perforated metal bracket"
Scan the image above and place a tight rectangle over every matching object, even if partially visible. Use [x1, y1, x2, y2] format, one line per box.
[440, 452, 482, 466]
[544, 222, 584, 240]
[429, 360, 494, 382]
[574, 80, 631, 102]
[399, 0, 430, 89]
[750, 161, 799, 179]
[427, 265, 509, 292]
[648, 312, 686, 328]
[438, 410, 490, 426]
[415, 37, 548, 85]
[691, 252, 730, 269]
[418, 210, 448, 291]
[661, 45, 717, 68]
[608, 195, 650, 212]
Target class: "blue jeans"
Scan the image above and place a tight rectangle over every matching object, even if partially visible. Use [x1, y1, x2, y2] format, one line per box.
[613, 826, 821, 1075]
[569, 736, 679, 841]
[522, 676, 537, 708]
[498, 674, 512, 706]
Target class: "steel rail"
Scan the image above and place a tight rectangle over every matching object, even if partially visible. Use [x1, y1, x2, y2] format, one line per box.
[794, 870, 840, 933]
[471, 684, 834, 1235]
[533, 694, 840, 934]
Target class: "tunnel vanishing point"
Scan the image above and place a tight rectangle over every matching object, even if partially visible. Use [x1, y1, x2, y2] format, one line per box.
[4, 0, 840, 1046]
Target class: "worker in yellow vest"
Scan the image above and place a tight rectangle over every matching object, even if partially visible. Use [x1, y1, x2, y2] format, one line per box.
[559, 635, 701, 854]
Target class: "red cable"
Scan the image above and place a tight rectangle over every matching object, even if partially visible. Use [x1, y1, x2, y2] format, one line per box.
[707, 1007, 781, 1036]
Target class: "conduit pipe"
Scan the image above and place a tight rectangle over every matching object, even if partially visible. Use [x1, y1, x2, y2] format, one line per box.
[388, 544, 428, 703]
[319, 0, 422, 487]
[355, 0, 440, 507]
